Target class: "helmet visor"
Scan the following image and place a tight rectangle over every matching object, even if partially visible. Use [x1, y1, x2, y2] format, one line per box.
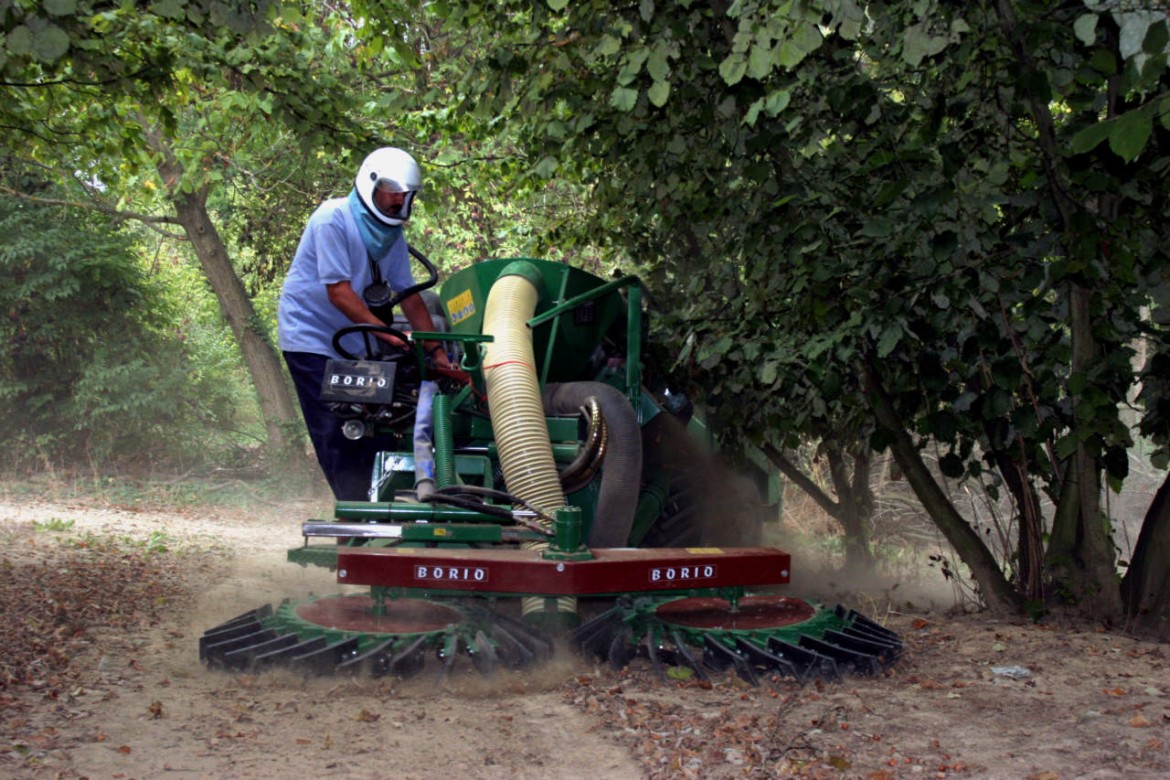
[372, 180, 416, 220]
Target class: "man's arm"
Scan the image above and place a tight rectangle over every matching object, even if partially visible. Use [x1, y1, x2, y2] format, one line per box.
[399, 292, 453, 370]
[325, 280, 409, 350]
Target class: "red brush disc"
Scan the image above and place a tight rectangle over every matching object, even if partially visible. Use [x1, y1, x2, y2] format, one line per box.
[294, 595, 462, 634]
[653, 595, 816, 631]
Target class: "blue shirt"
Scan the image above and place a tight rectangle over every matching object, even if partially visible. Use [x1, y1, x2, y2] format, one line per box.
[277, 197, 415, 358]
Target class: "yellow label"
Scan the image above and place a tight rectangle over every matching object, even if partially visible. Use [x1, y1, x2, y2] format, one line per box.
[432, 528, 448, 537]
[684, 547, 725, 555]
[447, 289, 476, 325]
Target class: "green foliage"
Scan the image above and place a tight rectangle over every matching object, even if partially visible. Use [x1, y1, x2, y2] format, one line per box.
[0, 189, 248, 470]
[33, 516, 76, 533]
[0, 1, 389, 471]
[2, 0, 601, 481]
[430, 0, 1170, 614]
[341, 1, 609, 271]
[1, 0, 277, 83]
[3, 0, 1167, 618]
[438, 0, 1169, 463]
[1, 0, 374, 214]
[66, 527, 175, 556]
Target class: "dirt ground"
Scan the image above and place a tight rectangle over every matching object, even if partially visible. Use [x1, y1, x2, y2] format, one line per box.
[2, 493, 1169, 779]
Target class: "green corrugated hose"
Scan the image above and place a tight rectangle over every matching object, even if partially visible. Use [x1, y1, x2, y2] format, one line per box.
[433, 392, 456, 489]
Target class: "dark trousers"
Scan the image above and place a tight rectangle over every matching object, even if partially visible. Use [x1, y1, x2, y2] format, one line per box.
[283, 351, 378, 501]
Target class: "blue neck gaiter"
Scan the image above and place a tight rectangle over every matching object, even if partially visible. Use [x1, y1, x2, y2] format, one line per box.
[348, 189, 403, 259]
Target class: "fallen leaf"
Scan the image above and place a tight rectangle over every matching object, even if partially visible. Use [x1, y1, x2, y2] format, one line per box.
[116, 745, 132, 754]
[1129, 714, 1151, 728]
[1104, 688, 1127, 697]
[355, 709, 380, 723]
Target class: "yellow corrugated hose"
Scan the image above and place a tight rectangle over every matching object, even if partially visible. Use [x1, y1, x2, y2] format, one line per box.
[481, 267, 576, 621]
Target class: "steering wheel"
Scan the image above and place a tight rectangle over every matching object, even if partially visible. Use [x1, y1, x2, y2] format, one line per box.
[332, 324, 413, 362]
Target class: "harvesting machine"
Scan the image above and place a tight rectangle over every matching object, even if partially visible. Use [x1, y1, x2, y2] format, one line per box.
[200, 255, 901, 684]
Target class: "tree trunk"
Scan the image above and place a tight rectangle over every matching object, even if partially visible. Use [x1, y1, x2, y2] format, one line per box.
[168, 188, 303, 465]
[825, 442, 875, 571]
[985, 444, 1045, 602]
[999, 0, 1124, 622]
[1121, 474, 1170, 639]
[143, 123, 305, 471]
[763, 442, 875, 569]
[1045, 286, 1124, 620]
[863, 358, 1020, 616]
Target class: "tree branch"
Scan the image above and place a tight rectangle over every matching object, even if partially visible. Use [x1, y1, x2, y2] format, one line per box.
[862, 352, 1022, 615]
[0, 185, 185, 238]
[760, 443, 841, 518]
[0, 68, 158, 89]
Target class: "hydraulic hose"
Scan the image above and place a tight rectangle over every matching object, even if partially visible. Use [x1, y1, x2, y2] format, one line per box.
[558, 397, 608, 493]
[543, 382, 643, 547]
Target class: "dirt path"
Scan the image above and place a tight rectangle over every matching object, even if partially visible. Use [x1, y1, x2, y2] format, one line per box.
[2, 496, 1169, 779]
[0, 498, 640, 779]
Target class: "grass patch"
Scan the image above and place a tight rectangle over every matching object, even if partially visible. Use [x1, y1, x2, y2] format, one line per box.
[0, 468, 328, 515]
[32, 516, 76, 533]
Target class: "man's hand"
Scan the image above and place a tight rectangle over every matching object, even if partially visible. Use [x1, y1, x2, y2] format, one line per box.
[431, 348, 455, 371]
[378, 331, 410, 351]
[401, 291, 459, 370]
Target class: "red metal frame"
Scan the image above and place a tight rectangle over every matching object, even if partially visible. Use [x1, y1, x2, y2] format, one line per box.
[337, 546, 791, 596]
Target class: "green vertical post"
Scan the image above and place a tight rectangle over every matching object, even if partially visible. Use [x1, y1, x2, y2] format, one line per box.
[626, 284, 643, 414]
[539, 264, 572, 387]
[544, 505, 592, 560]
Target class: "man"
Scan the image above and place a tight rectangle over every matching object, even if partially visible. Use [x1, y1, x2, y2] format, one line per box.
[278, 147, 452, 500]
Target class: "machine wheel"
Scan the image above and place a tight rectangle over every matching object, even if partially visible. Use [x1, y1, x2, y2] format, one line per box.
[640, 413, 766, 548]
[572, 594, 902, 685]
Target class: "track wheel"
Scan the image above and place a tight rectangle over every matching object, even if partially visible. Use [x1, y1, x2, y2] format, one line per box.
[199, 594, 553, 678]
[572, 595, 902, 685]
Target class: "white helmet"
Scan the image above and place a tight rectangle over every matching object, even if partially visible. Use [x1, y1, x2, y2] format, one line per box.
[354, 147, 422, 226]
